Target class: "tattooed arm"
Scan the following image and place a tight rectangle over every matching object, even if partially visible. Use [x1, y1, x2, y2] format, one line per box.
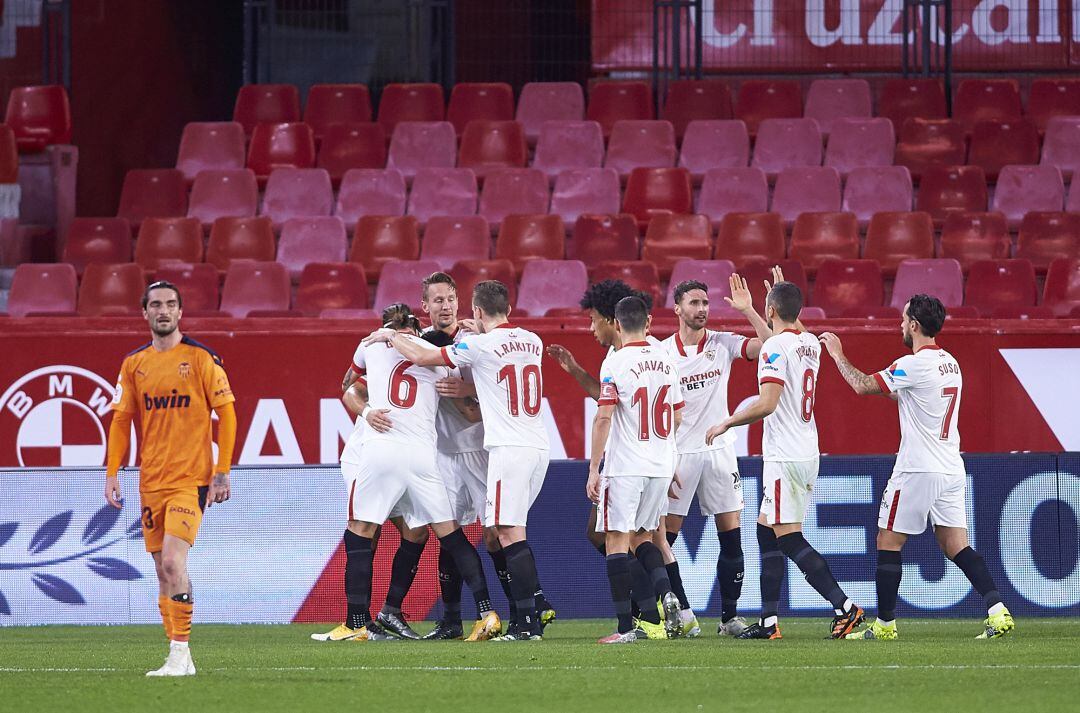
[818, 332, 883, 395]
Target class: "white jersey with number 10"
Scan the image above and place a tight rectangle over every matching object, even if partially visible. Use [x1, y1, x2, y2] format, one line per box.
[757, 329, 820, 462]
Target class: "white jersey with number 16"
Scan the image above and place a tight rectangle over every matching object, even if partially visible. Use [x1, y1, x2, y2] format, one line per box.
[757, 329, 820, 462]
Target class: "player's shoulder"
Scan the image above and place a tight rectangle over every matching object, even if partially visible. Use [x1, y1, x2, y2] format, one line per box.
[181, 335, 224, 366]
[121, 341, 154, 367]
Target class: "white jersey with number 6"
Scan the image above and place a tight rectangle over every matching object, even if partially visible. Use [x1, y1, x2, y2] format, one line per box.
[356, 336, 450, 447]
[873, 345, 964, 475]
[757, 329, 820, 462]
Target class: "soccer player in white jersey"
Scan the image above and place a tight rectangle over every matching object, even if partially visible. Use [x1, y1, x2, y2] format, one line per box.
[819, 294, 1015, 640]
[706, 279, 865, 640]
[589, 296, 685, 643]
[376, 281, 551, 640]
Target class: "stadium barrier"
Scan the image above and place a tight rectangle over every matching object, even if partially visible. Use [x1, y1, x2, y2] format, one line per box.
[1, 454, 1077, 626]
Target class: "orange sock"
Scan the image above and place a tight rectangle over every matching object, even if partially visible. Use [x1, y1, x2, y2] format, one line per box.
[166, 598, 193, 642]
[157, 595, 173, 639]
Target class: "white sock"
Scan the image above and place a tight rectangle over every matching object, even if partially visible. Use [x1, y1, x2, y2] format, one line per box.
[762, 615, 778, 627]
[988, 602, 1006, 617]
[170, 640, 189, 650]
[877, 618, 894, 626]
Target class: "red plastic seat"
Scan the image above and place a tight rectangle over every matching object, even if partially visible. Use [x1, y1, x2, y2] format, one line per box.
[373, 259, 442, 308]
[678, 120, 750, 181]
[376, 83, 445, 134]
[1027, 78, 1080, 133]
[1042, 258, 1080, 316]
[715, 212, 784, 266]
[261, 168, 333, 228]
[968, 120, 1040, 181]
[233, 84, 301, 135]
[1070, 176, 1080, 213]
[478, 168, 550, 229]
[589, 260, 661, 304]
[0, 125, 16, 183]
[317, 123, 387, 185]
[78, 263, 146, 317]
[878, 79, 947, 133]
[295, 262, 368, 316]
[737, 259, 808, 309]
[939, 212, 1011, 272]
[449, 259, 518, 316]
[954, 79, 1022, 134]
[407, 168, 477, 225]
[277, 216, 348, 280]
[421, 215, 491, 270]
[661, 80, 734, 140]
[697, 167, 768, 226]
[751, 118, 823, 175]
[641, 214, 714, 280]
[587, 81, 653, 138]
[62, 218, 132, 275]
[134, 217, 203, 271]
[811, 259, 884, 317]
[991, 305, 1055, 319]
[804, 79, 872, 137]
[863, 211, 934, 276]
[351, 215, 421, 281]
[840, 305, 901, 320]
[516, 82, 586, 144]
[220, 261, 291, 317]
[1016, 212, 1080, 273]
[621, 167, 693, 228]
[571, 214, 639, 268]
[516, 259, 588, 316]
[187, 169, 258, 228]
[549, 168, 620, 226]
[532, 120, 605, 180]
[155, 262, 220, 313]
[992, 165, 1065, 228]
[447, 83, 514, 136]
[494, 214, 565, 275]
[386, 121, 456, 181]
[604, 120, 677, 178]
[664, 259, 737, 310]
[964, 259, 1038, 312]
[789, 211, 860, 273]
[246, 122, 316, 183]
[304, 84, 373, 142]
[735, 80, 802, 136]
[842, 166, 913, 225]
[176, 122, 246, 183]
[946, 306, 983, 319]
[824, 118, 895, 176]
[895, 119, 966, 179]
[916, 166, 988, 223]
[458, 120, 528, 179]
[334, 169, 406, 226]
[1040, 117, 1080, 180]
[772, 167, 842, 224]
[4, 85, 72, 152]
[6, 263, 77, 317]
[116, 169, 187, 228]
[206, 216, 276, 273]
[890, 259, 964, 309]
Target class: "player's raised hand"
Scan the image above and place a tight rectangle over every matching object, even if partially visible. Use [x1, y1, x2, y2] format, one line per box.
[361, 328, 395, 345]
[724, 274, 753, 312]
[104, 475, 123, 509]
[546, 344, 579, 373]
[206, 472, 230, 509]
[586, 468, 602, 503]
[763, 264, 787, 294]
[705, 421, 730, 446]
[365, 407, 393, 433]
[818, 332, 844, 359]
[436, 376, 469, 398]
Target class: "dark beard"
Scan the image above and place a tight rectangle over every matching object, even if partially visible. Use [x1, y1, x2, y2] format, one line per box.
[151, 322, 177, 337]
[902, 331, 913, 348]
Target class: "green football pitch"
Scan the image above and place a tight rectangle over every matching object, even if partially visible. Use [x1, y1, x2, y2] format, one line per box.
[2, 619, 1078, 713]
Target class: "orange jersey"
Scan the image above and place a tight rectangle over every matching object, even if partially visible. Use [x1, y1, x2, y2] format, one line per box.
[112, 336, 235, 491]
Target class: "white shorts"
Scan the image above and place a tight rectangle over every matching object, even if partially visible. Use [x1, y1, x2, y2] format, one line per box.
[342, 445, 454, 530]
[439, 449, 489, 525]
[596, 475, 670, 533]
[878, 471, 968, 535]
[485, 446, 549, 528]
[668, 447, 744, 517]
[760, 459, 819, 525]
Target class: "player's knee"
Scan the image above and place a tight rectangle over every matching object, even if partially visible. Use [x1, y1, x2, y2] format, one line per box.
[481, 527, 500, 551]
[876, 528, 906, 551]
[403, 526, 430, 545]
[160, 554, 185, 582]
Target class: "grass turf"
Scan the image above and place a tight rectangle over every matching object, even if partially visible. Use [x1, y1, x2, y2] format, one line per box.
[1, 618, 1077, 713]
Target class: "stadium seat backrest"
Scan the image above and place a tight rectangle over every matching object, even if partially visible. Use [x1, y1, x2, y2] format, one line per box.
[317, 122, 387, 184]
[804, 79, 872, 136]
[697, 167, 768, 225]
[7, 263, 77, 317]
[219, 261, 291, 318]
[407, 168, 478, 225]
[968, 119, 1040, 181]
[890, 258, 964, 309]
[447, 83, 515, 136]
[62, 218, 132, 275]
[78, 262, 146, 316]
[715, 212, 784, 265]
[532, 120, 605, 178]
[277, 216, 348, 280]
[678, 120, 750, 180]
[1042, 258, 1080, 316]
[663, 259, 737, 309]
[915, 166, 988, 223]
[176, 122, 246, 182]
[549, 167, 621, 226]
[751, 118, 823, 175]
[376, 83, 446, 134]
[604, 120, 677, 177]
[811, 259, 884, 316]
[295, 262, 368, 316]
[260, 168, 334, 227]
[155, 262, 220, 313]
[206, 216, 276, 272]
[939, 212, 1011, 271]
[304, 84, 373, 141]
[863, 211, 935, 275]
[588, 260, 661, 304]
[842, 166, 913, 224]
[458, 120, 528, 178]
[954, 79, 1022, 133]
[386, 121, 456, 180]
[964, 259, 1038, 311]
[771, 167, 842, 224]
[373, 259, 442, 308]
[246, 122, 316, 181]
[735, 80, 803, 136]
[1040, 117, 1080, 180]
[992, 165, 1065, 227]
[661, 80, 734, 140]
[516, 259, 588, 316]
[824, 118, 895, 176]
[334, 168, 407, 225]
[448, 259, 518, 316]
[878, 79, 947, 132]
[586, 81, 654, 137]
[571, 213, 639, 268]
[187, 169, 258, 227]
[894, 118, 966, 178]
[621, 167, 693, 228]
[3, 85, 72, 151]
[233, 84, 301, 135]
[1016, 212, 1080, 272]
[116, 169, 188, 228]
[1027, 78, 1080, 133]
[421, 215, 492, 270]
[789, 211, 860, 271]
[0, 124, 16, 183]
[516, 82, 586, 143]
[134, 217, 203, 270]
[494, 213, 565, 274]
[641, 213, 714, 280]
[478, 168, 550, 229]
[350, 215, 421, 281]
[732, 258, 808, 310]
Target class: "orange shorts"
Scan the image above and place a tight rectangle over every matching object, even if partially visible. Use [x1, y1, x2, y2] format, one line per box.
[139, 486, 208, 553]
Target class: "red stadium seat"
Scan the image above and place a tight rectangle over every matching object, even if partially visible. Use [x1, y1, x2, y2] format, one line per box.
[206, 216, 276, 273]
[516, 259, 588, 317]
[863, 211, 934, 276]
[1041, 117, 1080, 179]
[991, 305, 1055, 319]
[878, 79, 947, 133]
[895, 119, 966, 179]
[946, 306, 983, 319]
[737, 259, 808, 309]
[1027, 78, 1080, 133]
[1042, 258, 1080, 316]
[678, 120, 750, 182]
[772, 167, 842, 224]
[407, 168, 478, 225]
[968, 120, 1040, 181]
[621, 167, 693, 228]
[964, 259, 1038, 312]
[939, 212, 1011, 272]
[233, 84, 301, 135]
[277, 217, 348, 280]
[840, 305, 901, 320]
[0, 124, 16, 183]
[187, 169, 258, 228]
[219, 261, 291, 318]
[641, 213, 713, 281]
[890, 259, 964, 309]
[751, 118, 823, 176]
[811, 259, 884, 317]
[587, 81, 653, 138]
[661, 80, 734, 140]
[155, 262, 220, 313]
[317, 123, 387, 185]
[386, 121, 456, 181]
[824, 118, 895, 176]
[62, 218, 132, 275]
[798, 306, 828, 320]
[421, 215, 491, 270]
[260, 168, 333, 228]
[1070, 176, 1080, 213]
[915, 166, 988, 223]
[373, 260, 442, 309]
[78, 263, 146, 316]
[295, 262, 368, 316]
[116, 169, 187, 229]
[571, 213, 639, 268]
[176, 122, 246, 183]
[1016, 212, 1080, 272]
[334, 168, 406, 225]
[664, 259, 737, 310]
[134, 217, 203, 271]
[992, 165, 1065, 228]
[304, 84, 373, 142]
[789, 211, 860, 273]
[6, 263, 77, 317]
[376, 83, 445, 134]
[842, 166, 913, 225]
[449, 259, 518, 315]
[697, 167, 768, 226]
[715, 212, 785, 266]
[532, 120, 605, 180]
[735, 80, 802, 136]
[246, 122, 316, 184]
[589, 260, 661, 304]
[516, 82, 585, 144]
[804, 79, 872, 136]
[478, 168, 550, 230]
[954, 79, 1022, 134]
[3, 85, 72, 152]
[447, 83, 515, 136]
[549, 168, 621, 226]
[494, 214, 565, 275]
[605, 120, 677, 179]
[350, 215, 421, 282]
[458, 120, 528, 179]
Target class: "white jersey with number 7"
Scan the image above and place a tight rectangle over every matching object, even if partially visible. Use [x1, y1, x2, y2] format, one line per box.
[757, 329, 820, 462]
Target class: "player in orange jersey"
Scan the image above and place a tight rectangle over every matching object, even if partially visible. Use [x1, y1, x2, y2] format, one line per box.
[104, 280, 236, 677]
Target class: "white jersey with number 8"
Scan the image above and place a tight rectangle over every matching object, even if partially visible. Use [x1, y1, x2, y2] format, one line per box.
[757, 329, 820, 462]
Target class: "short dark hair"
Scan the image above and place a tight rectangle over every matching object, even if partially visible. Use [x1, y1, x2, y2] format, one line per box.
[906, 294, 946, 337]
[614, 295, 649, 333]
[767, 281, 803, 323]
[673, 279, 708, 305]
[579, 280, 654, 320]
[422, 271, 456, 299]
[472, 280, 510, 317]
[142, 280, 182, 310]
[381, 302, 421, 332]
